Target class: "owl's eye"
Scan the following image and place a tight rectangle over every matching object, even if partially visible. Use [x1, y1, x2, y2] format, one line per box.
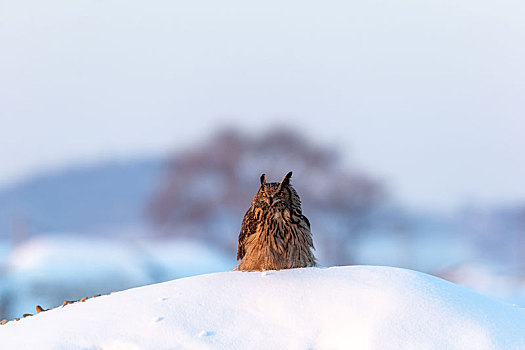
[276, 191, 284, 197]
[261, 192, 267, 197]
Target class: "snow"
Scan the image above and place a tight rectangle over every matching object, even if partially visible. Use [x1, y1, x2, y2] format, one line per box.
[440, 262, 525, 308]
[1, 266, 523, 350]
[8, 235, 151, 286]
[2, 235, 233, 318]
[139, 238, 234, 279]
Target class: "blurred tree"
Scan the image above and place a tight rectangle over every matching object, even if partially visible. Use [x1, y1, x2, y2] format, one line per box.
[147, 128, 386, 265]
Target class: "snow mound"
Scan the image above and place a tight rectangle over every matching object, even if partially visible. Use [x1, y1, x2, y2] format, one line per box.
[0, 266, 523, 350]
[2, 235, 233, 318]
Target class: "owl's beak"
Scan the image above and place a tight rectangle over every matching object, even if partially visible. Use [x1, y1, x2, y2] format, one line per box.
[266, 197, 280, 207]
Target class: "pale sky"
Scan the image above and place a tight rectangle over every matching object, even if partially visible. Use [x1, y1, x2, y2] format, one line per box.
[1, 0, 524, 211]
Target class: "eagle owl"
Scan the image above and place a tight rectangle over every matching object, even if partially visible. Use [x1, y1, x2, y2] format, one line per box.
[236, 171, 316, 271]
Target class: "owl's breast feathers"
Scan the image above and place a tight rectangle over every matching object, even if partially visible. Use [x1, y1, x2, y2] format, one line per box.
[236, 205, 313, 264]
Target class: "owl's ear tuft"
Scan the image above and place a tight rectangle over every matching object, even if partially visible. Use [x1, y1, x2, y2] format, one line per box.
[279, 171, 293, 189]
[260, 173, 267, 186]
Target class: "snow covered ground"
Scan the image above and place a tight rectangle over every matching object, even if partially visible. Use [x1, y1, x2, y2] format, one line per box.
[0, 235, 234, 319]
[0, 266, 523, 350]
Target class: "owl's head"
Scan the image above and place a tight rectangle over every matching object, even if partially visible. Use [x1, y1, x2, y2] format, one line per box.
[254, 171, 299, 209]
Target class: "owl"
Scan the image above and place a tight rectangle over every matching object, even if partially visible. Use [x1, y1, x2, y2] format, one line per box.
[236, 171, 316, 271]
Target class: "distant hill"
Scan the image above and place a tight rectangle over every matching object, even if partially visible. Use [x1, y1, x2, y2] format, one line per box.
[0, 157, 164, 238]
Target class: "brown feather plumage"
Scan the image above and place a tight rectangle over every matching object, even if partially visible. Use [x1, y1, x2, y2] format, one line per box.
[236, 172, 316, 271]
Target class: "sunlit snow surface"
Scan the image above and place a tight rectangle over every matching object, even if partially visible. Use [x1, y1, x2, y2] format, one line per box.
[0, 266, 523, 350]
[2, 235, 233, 318]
